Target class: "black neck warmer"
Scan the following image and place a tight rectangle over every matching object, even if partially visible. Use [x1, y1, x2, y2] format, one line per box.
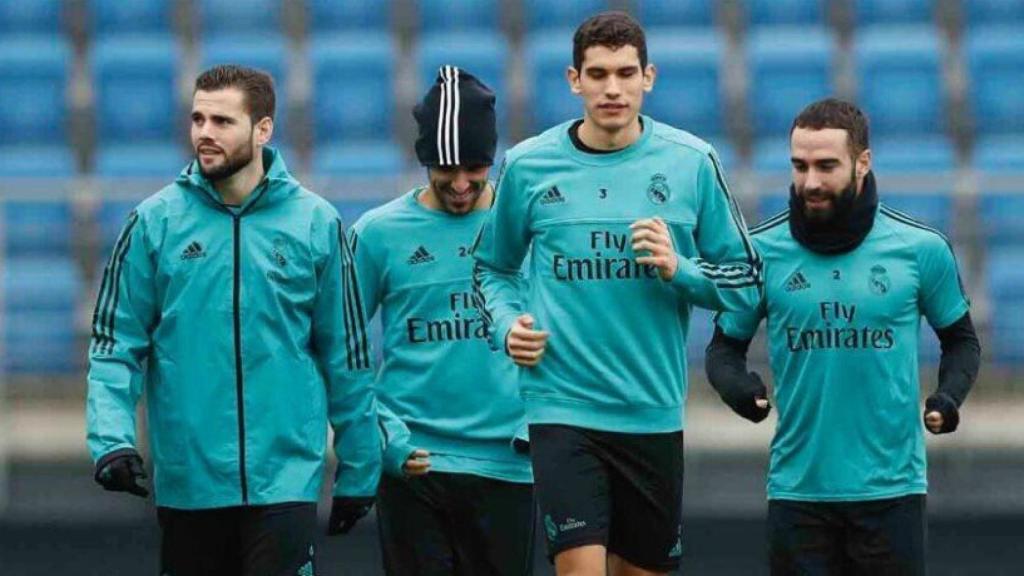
[789, 171, 879, 254]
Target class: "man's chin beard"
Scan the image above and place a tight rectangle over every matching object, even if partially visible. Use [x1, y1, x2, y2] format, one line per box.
[800, 183, 856, 225]
[197, 145, 253, 182]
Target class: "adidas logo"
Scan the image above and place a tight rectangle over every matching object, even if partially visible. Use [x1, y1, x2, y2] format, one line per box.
[407, 245, 435, 265]
[180, 241, 206, 260]
[784, 271, 811, 292]
[539, 186, 565, 205]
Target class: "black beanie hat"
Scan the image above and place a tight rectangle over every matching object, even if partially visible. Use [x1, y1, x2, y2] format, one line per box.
[414, 66, 497, 168]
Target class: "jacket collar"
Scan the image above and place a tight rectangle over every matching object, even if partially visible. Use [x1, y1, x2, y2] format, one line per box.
[177, 146, 299, 214]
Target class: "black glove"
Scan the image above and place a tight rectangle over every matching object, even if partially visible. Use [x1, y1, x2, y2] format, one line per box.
[924, 392, 960, 434]
[327, 496, 374, 536]
[720, 371, 771, 423]
[94, 449, 149, 498]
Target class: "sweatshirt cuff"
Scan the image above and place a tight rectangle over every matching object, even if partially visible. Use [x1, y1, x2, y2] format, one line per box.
[490, 313, 518, 354]
[382, 437, 415, 478]
[669, 255, 704, 295]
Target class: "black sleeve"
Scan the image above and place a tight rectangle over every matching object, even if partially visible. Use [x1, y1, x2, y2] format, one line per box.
[933, 311, 981, 407]
[705, 325, 753, 396]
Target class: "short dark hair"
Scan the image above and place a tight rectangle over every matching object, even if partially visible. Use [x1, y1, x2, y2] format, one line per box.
[572, 11, 648, 71]
[194, 64, 276, 122]
[791, 98, 870, 158]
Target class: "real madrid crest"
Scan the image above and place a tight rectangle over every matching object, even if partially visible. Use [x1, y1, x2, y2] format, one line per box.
[647, 173, 670, 204]
[869, 264, 890, 295]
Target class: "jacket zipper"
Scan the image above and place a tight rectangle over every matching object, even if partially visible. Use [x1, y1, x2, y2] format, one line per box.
[232, 213, 248, 504]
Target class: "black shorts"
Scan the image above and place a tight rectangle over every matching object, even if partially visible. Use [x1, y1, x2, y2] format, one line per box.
[768, 494, 926, 576]
[157, 502, 317, 576]
[376, 471, 535, 576]
[529, 424, 685, 572]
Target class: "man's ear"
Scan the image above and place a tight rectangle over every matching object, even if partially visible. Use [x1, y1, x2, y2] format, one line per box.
[567, 66, 582, 95]
[856, 148, 872, 179]
[255, 116, 274, 146]
[643, 63, 657, 93]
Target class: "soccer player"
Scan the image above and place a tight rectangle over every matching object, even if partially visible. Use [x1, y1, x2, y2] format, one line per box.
[472, 12, 761, 576]
[85, 65, 381, 576]
[350, 66, 534, 575]
[706, 98, 981, 575]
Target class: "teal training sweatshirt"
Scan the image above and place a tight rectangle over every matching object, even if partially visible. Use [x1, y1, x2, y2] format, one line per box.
[85, 147, 381, 509]
[472, 117, 761, 434]
[351, 189, 531, 483]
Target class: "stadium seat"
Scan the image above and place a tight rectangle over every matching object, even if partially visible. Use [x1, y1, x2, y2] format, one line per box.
[525, 30, 580, 131]
[965, 26, 1024, 136]
[979, 193, 1024, 244]
[0, 0, 62, 34]
[991, 300, 1024, 364]
[311, 34, 395, 143]
[419, 0, 499, 33]
[313, 140, 405, 177]
[686, 307, 715, 364]
[93, 35, 180, 144]
[196, 0, 282, 37]
[987, 246, 1024, 303]
[708, 138, 738, 175]
[853, 0, 934, 25]
[963, 0, 1024, 26]
[331, 198, 392, 226]
[2, 199, 73, 257]
[306, 0, 389, 33]
[757, 193, 791, 221]
[747, 27, 835, 138]
[973, 135, 1024, 172]
[753, 136, 793, 177]
[2, 256, 81, 374]
[744, 0, 827, 27]
[881, 192, 954, 234]
[0, 36, 70, 145]
[918, 323, 941, 364]
[522, 0, 607, 32]
[645, 29, 725, 137]
[869, 135, 957, 174]
[854, 26, 946, 136]
[91, 0, 172, 36]
[636, 0, 715, 27]
[0, 146, 75, 178]
[416, 32, 509, 131]
[95, 143, 187, 178]
[97, 199, 142, 254]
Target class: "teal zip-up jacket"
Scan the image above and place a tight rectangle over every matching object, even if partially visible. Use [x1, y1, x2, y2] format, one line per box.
[350, 189, 531, 483]
[85, 147, 381, 509]
[472, 118, 761, 433]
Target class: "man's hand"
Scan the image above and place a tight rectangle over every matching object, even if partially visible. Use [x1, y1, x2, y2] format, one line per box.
[630, 217, 679, 281]
[506, 314, 549, 367]
[924, 393, 960, 434]
[94, 451, 149, 498]
[722, 372, 772, 423]
[403, 449, 431, 476]
[327, 496, 374, 536]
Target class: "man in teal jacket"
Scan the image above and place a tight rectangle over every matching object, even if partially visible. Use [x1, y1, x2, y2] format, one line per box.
[352, 67, 534, 575]
[472, 12, 760, 576]
[85, 65, 380, 575]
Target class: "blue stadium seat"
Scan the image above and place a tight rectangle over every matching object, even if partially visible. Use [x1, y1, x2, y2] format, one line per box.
[419, 0, 499, 33]
[918, 323, 941, 364]
[0, 36, 69, 145]
[637, 0, 715, 27]
[870, 135, 957, 174]
[0, 0, 62, 34]
[881, 192, 954, 234]
[331, 198, 392, 226]
[95, 143, 187, 177]
[963, 0, 1024, 26]
[196, 0, 282, 37]
[987, 246, 1024, 303]
[522, 0, 607, 32]
[973, 135, 1024, 172]
[854, 26, 945, 136]
[416, 32, 509, 131]
[747, 27, 835, 138]
[313, 140, 405, 177]
[311, 34, 395, 143]
[200, 34, 290, 141]
[744, 0, 827, 27]
[708, 138, 737, 175]
[2, 256, 81, 374]
[306, 0, 389, 32]
[753, 136, 793, 176]
[2, 199, 73, 257]
[966, 26, 1024, 136]
[91, 0, 172, 36]
[97, 199, 142, 254]
[979, 193, 1024, 244]
[645, 29, 724, 137]
[93, 36, 180, 144]
[757, 193, 791, 221]
[0, 146, 75, 177]
[853, 0, 934, 25]
[525, 30, 579, 131]
[991, 300, 1024, 364]
[686, 307, 715, 364]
